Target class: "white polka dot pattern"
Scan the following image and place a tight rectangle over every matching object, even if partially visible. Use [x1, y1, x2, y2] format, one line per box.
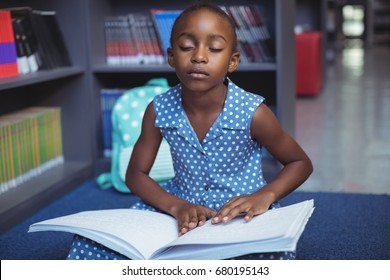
[139, 79, 268, 211]
[113, 85, 165, 146]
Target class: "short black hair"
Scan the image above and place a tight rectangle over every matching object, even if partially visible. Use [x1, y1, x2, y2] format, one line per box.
[170, 2, 238, 52]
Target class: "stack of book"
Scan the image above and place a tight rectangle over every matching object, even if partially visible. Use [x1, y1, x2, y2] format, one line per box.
[105, 13, 166, 65]
[0, 10, 19, 78]
[0, 107, 64, 195]
[150, 9, 181, 60]
[0, 6, 71, 79]
[222, 5, 274, 63]
[103, 4, 275, 65]
[100, 88, 127, 157]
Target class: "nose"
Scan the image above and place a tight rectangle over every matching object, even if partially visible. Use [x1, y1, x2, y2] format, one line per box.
[191, 47, 208, 64]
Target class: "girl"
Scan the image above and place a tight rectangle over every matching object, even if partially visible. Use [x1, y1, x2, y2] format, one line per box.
[67, 2, 312, 260]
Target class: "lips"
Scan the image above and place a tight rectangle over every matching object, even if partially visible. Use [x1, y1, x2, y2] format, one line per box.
[187, 68, 209, 79]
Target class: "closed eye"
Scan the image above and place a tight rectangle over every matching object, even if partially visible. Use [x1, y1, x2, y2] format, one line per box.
[209, 48, 223, 52]
[179, 46, 194, 52]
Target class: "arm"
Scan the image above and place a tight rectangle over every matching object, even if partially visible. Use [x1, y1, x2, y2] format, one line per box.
[125, 102, 215, 235]
[212, 103, 313, 224]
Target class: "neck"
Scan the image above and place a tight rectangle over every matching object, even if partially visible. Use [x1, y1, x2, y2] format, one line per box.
[181, 83, 227, 115]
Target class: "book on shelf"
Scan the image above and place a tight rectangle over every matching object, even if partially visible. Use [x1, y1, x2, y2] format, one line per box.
[35, 10, 71, 68]
[128, 13, 163, 65]
[102, 4, 275, 66]
[9, 7, 42, 72]
[222, 5, 275, 63]
[100, 88, 127, 157]
[28, 199, 314, 260]
[12, 17, 29, 74]
[0, 107, 64, 195]
[11, 16, 40, 74]
[104, 13, 164, 66]
[0, 6, 72, 77]
[149, 9, 181, 59]
[29, 9, 71, 69]
[105, 16, 137, 65]
[0, 10, 19, 78]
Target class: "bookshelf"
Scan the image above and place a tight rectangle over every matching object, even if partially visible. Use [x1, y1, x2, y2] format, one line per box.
[0, 0, 296, 231]
[86, 0, 296, 174]
[0, 0, 93, 231]
[367, 0, 390, 45]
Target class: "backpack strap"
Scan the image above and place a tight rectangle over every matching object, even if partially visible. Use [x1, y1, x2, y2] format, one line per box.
[96, 173, 113, 190]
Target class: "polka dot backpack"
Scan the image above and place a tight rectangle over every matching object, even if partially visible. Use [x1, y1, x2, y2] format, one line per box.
[97, 78, 174, 193]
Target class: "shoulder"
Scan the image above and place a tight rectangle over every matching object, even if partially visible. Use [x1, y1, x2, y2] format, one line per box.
[153, 84, 181, 108]
[250, 102, 284, 142]
[226, 80, 265, 109]
[153, 84, 182, 128]
[224, 80, 265, 124]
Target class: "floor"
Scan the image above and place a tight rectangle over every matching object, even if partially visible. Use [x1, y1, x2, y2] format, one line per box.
[295, 43, 390, 195]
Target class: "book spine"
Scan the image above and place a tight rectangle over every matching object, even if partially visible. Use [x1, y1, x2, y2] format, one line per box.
[25, 116, 33, 181]
[105, 17, 121, 65]
[104, 17, 114, 65]
[52, 108, 63, 161]
[12, 18, 30, 74]
[128, 13, 145, 64]
[100, 88, 126, 157]
[237, 5, 265, 63]
[146, 15, 164, 64]
[117, 16, 130, 65]
[12, 121, 21, 187]
[121, 16, 137, 64]
[150, 10, 181, 61]
[140, 14, 156, 64]
[18, 15, 39, 72]
[0, 124, 9, 192]
[0, 10, 19, 78]
[231, 5, 261, 63]
[0, 124, 5, 193]
[0, 107, 64, 195]
[249, 5, 274, 62]
[226, 6, 253, 63]
[17, 119, 27, 186]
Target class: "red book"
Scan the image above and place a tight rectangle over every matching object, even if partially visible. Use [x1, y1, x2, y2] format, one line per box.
[0, 10, 19, 78]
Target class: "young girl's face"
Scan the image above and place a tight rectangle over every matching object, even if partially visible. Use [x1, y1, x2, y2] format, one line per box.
[168, 8, 239, 93]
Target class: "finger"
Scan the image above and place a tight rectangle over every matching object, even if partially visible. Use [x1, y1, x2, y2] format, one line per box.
[179, 221, 189, 235]
[221, 205, 247, 223]
[197, 213, 206, 226]
[178, 213, 190, 236]
[244, 209, 255, 222]
[188, 215, 198, 229]
[212, 198, 242, 224]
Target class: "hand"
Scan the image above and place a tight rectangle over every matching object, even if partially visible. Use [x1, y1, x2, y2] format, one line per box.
[171, 202, 216, 236]
[211, 192, 273, 224]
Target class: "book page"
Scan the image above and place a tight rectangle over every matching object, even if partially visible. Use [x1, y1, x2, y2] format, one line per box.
[149, 200, 313, 259]
[167, 200, 313, 246]
[29, 209, 178, 259]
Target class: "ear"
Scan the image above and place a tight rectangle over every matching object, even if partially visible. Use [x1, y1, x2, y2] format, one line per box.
[167, 48, 175, 68]
[227, 51, 240, 73]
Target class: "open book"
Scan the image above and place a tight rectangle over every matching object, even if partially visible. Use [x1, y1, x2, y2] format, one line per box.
[28, 200, 314, 260]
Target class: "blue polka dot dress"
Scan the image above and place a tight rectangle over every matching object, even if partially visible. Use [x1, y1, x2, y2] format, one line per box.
[66, 79, 295, 260]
